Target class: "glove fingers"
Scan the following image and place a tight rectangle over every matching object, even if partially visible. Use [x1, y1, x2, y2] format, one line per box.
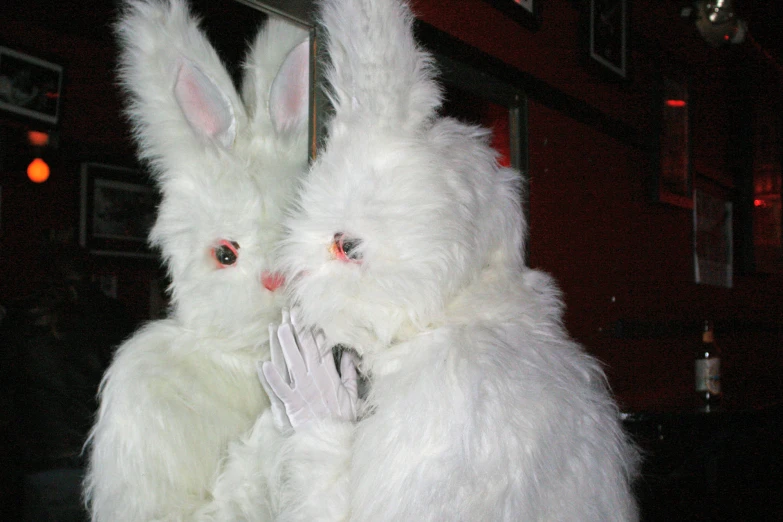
[298, 326, 326, 373]
[340, 351, 359, 396]
[289, 308, 306, 341]
[277, 323, 308, 382]
[257, 361, 293, 431]
[289, 307, 301, 329]
[261, 360, 294, 399]
[288, 308, 325, 370]
[269, 323, 291, 385]
[317, 333, 338, 373]
[257, 360, 276, 399]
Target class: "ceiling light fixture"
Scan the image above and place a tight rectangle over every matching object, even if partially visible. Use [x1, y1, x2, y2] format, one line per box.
[683, 0, 747, 47]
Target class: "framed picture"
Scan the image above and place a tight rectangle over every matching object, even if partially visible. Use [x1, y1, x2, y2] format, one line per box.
[654, 75, 692, 208]
[79, 162, 159, 258]
[589, 0, 628, 80]
[751, 106, 782, 273]
[484, 0, 543, 31]
[0, 46, 64, 126]
[693, 189, 733, 288]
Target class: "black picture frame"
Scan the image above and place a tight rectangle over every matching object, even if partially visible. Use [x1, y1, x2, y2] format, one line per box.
[484, 0, 543, 32]
[79, 162, 159, 258]
[648, 73, 693, 209]
[0, 45, 64, 126]
[588, 0, 628, 80]
[749, 106, 783, 274]
[658, 76, 692, 207]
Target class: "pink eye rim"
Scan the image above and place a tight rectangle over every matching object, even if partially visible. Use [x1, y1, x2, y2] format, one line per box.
[331, 232, 362, 263]
[212, 239, 240, 268]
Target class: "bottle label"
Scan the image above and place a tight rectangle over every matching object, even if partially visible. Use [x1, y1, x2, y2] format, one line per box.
[695, 357, 721, 394]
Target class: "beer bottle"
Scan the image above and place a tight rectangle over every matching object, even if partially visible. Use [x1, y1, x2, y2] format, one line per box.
[695, 320, 721, 407]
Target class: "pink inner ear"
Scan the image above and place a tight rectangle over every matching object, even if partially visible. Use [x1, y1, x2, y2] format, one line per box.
[270, 40, 310, 134]
[175, 61, 236, 147]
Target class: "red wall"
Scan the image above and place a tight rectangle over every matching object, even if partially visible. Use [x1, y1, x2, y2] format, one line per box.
[413, 0, 783, 410]
[0, 14, 155, 326]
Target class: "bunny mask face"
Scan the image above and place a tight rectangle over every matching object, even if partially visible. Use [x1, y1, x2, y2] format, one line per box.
[277, 0, 526, 354]
[116, 0, 310, 337]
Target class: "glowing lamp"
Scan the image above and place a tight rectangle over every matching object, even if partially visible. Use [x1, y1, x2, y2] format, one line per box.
[666, 99, 687, 108]
[27, 158, 50, 183]
[27, 130, 50, 147]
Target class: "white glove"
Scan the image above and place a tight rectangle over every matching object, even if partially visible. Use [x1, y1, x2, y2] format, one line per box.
[259, 311, 358, 432]
[257, 309, 295, 433]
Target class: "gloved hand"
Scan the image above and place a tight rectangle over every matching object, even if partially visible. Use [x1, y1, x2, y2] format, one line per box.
[258, 309, 295, 433]
[258, 310, 358, 432]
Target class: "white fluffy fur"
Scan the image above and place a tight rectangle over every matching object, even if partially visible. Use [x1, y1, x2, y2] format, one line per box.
[83, 1, 309, 520]
[267, 0, 640, 519]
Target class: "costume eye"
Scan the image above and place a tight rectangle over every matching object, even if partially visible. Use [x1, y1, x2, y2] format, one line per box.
[212, 240, 240, 267]
[331, 233, 362, 263]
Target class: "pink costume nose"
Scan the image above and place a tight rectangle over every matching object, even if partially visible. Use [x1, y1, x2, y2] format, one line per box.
[261, 271, 285, 292]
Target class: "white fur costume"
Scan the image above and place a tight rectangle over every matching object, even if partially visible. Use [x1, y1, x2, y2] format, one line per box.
[263, 0, 640, 520]
[83, 1, 310, 520]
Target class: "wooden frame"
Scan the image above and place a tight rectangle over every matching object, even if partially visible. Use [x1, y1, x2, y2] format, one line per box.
[195, 0, 325, 159]
[588, 0, 628, 80]
[484, 0, 543, 31]
[252, 0, 329, 159]
[79, 162, 159, 258]
[0, 45, 64, 126]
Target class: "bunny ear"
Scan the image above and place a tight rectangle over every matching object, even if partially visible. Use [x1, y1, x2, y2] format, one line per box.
[319, 0, 442, 130]
[269, 40, 310, 135]
[174, 59, 237, 147]
[116, 0, 246, 168]
[241, 18, 310, 137]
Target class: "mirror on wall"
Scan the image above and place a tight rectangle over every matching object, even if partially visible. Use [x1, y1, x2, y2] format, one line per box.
[0, 1, 319, 520]
[0, 0, 321, 317]
[178, 0, 320, 158]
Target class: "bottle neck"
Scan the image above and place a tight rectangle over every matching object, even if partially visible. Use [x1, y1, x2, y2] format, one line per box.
[702, 330, 714, 343]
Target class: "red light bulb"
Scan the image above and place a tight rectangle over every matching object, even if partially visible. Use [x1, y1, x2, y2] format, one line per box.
[27, 158, 50, 183]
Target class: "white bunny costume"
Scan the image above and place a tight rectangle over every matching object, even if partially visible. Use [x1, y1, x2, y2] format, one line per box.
[83, 0, 310, 520]
[261, 0, 640, 520]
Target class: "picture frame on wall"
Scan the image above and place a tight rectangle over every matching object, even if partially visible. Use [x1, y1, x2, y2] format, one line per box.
[653, 75, 693, 208]
[0, 45, 64, 126]
[79, 162, 159, 258]
[588, 0, 628, 80]
[750, 106, 782, 273]
[484, 0, 543, 31]
[693, 189, 733, 288]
